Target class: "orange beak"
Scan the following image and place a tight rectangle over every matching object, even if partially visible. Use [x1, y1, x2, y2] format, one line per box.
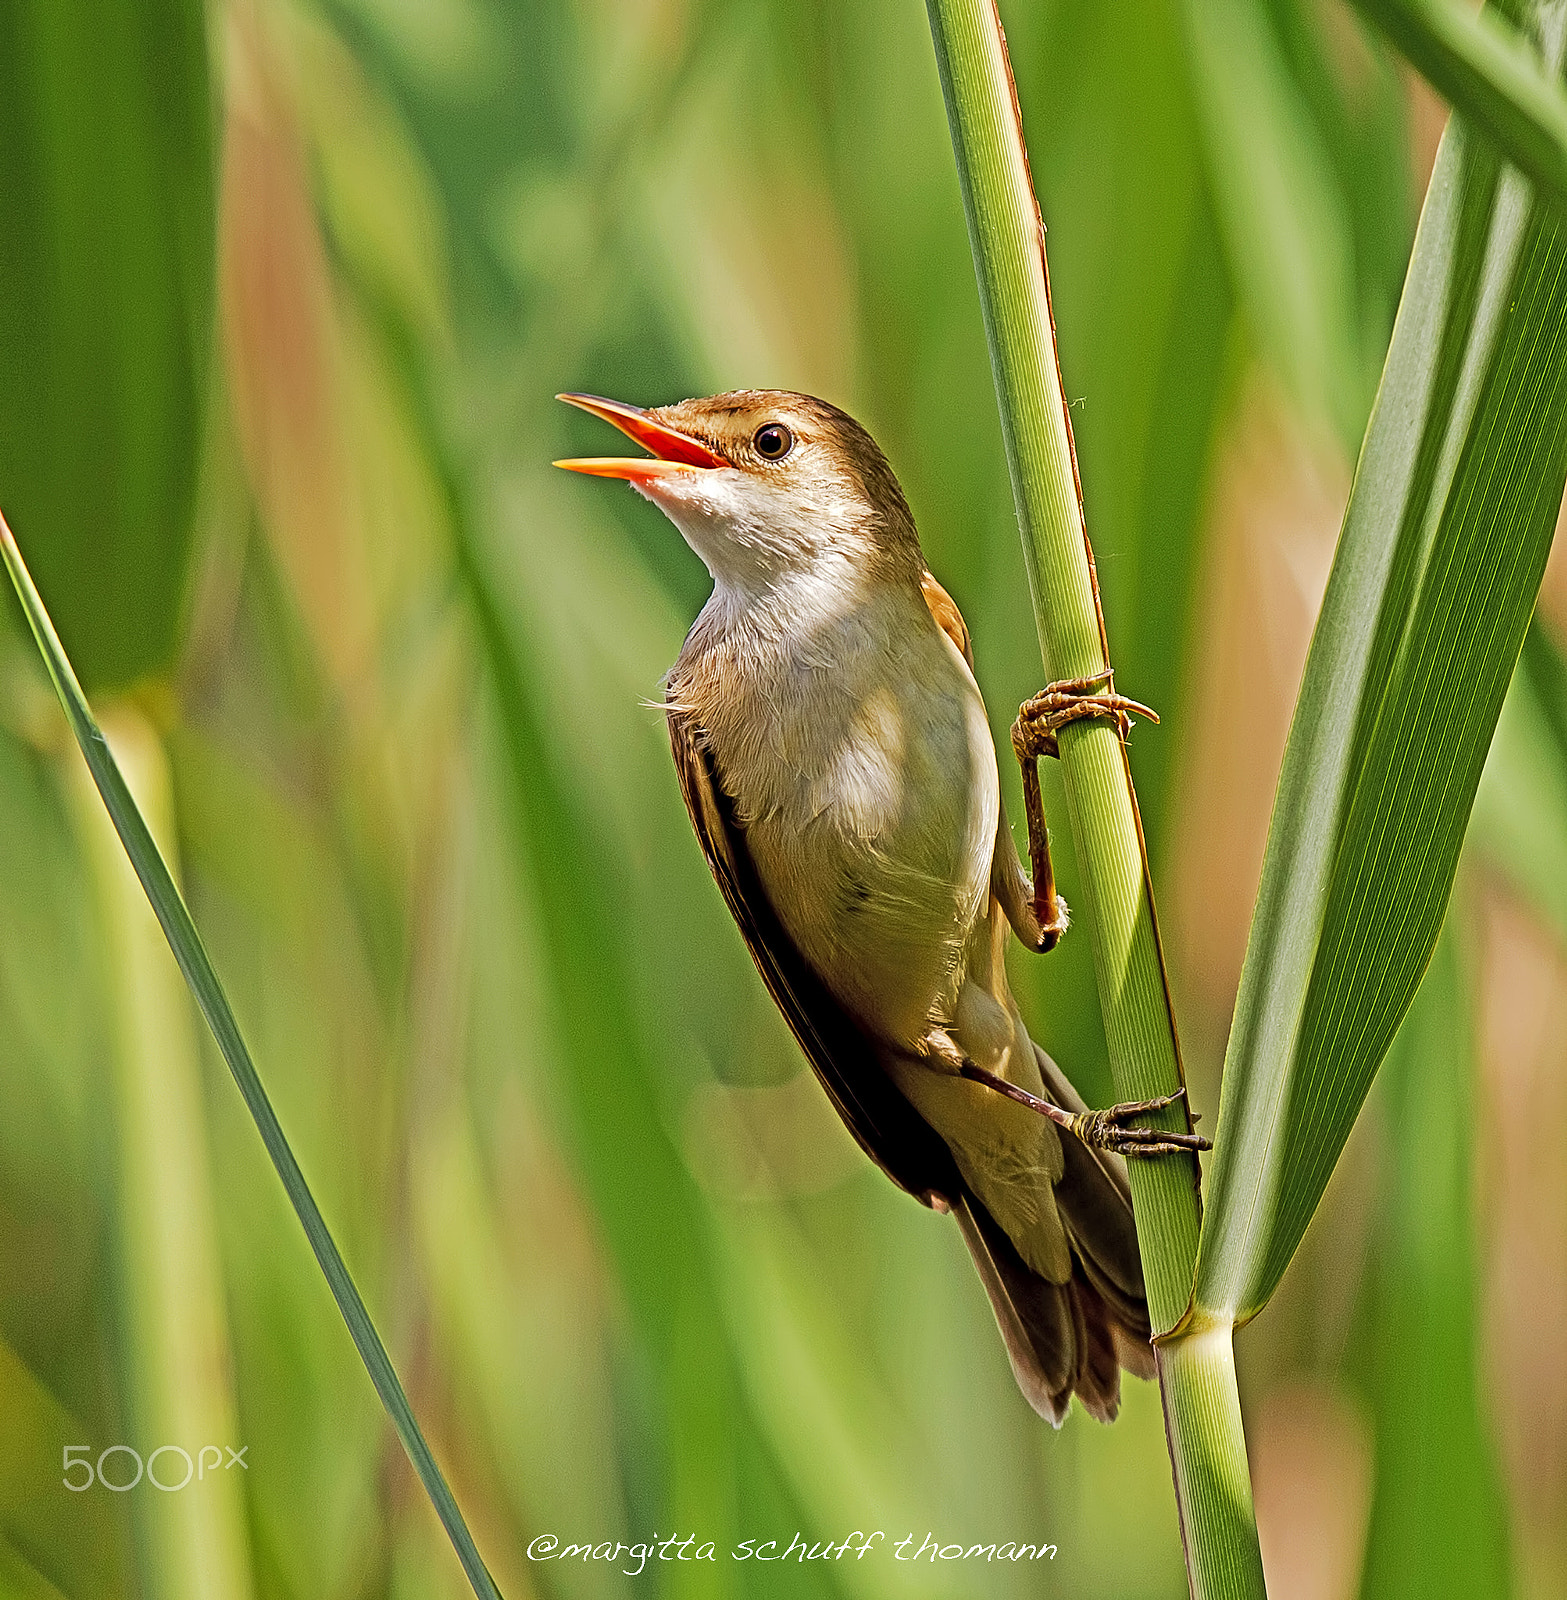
[553, 393, 727, 481]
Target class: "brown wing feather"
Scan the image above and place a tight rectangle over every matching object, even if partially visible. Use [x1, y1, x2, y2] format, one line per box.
[921, 569, 973, 665]
[668, 703, 958, 1205]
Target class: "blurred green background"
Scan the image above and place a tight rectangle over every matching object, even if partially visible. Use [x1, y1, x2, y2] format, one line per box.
[1, 0, 1564, 1596]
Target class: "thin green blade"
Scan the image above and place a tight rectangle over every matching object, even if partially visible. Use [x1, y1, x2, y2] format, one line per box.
[1194, 1, 1567, 1325]
[0, 510, 501, 1600]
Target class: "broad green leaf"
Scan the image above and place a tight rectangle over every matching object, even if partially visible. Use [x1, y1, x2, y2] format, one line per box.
[1357, 928, 1510, 1600]
[1193, 1, 1567, 1326]
[0, 514, 502, 1600]
[0, 0, 212, 691]
[1352, 0, 1567, 218]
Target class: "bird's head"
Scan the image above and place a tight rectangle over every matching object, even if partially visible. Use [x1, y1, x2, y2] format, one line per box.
[554, 390, 922, 598]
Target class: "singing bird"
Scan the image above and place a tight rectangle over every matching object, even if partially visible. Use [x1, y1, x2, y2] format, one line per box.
[556, 390, 1207, 1422]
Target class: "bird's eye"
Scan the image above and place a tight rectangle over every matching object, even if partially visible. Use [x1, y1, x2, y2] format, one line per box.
[753, 422, 793, 460]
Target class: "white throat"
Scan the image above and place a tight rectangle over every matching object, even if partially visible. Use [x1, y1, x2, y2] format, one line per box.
[635, 464, 870, 610]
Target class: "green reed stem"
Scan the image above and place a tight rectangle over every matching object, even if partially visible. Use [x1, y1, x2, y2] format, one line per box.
[922, 3, 1265, 1594]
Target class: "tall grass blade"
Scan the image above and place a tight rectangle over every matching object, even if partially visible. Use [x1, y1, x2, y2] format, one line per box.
[1351, 0, 1567, 217]
[0, 510, 501, 1600]
[1192, 0, 1567, 1328]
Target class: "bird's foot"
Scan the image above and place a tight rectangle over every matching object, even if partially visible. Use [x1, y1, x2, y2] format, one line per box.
[1009, 674, 1158, 944]
[1012, 671, 1159, 763]
[958, 1064, 1210, 1158]
[1069, 1088, 1212, 1158]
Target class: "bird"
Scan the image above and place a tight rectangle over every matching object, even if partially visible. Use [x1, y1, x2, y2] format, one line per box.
[555, 389, 1207, 1423]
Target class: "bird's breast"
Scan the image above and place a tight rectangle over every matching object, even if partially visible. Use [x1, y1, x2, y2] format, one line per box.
[686, 586, 999, 1047]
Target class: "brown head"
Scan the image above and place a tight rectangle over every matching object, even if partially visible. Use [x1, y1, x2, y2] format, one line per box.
[555, 390, 925, 598]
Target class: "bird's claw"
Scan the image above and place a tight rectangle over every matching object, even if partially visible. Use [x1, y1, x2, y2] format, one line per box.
[1070, 1086, 1212, 1158]
[1012, 671, 1159, 762]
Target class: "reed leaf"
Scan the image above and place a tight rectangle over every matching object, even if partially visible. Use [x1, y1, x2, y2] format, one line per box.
[1191, 0, 1567, 1328]
[1350, 0, 1567, 217]
[0, 510, 502, 1599]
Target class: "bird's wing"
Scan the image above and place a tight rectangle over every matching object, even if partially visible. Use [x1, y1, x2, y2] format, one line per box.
[920, 567, 974, 666]
[667, 703, 960, 1205]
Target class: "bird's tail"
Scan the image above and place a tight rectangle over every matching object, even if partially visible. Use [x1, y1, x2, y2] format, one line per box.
[953, 1043, 1155, 1425]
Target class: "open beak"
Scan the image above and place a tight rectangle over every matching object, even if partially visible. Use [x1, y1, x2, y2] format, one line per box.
[553, 393, 727, 481]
